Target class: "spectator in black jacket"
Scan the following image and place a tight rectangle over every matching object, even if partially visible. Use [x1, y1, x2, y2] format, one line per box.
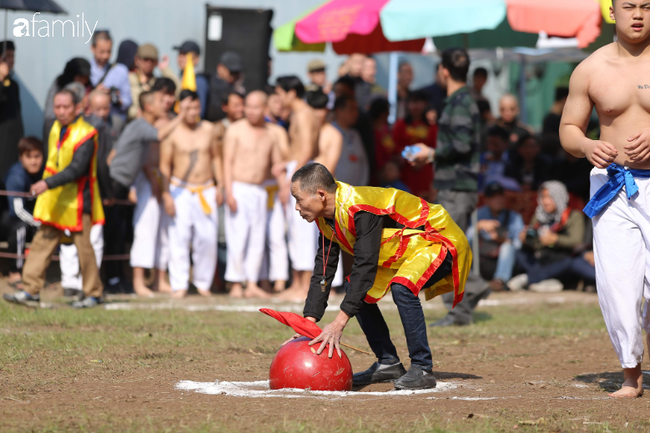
[1, 137, 43, 289]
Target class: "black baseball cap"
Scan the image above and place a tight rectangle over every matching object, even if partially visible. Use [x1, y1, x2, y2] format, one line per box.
[219, 51, 242, 73]
[485, 182, 505, 197]
[174, 40, 200, 55]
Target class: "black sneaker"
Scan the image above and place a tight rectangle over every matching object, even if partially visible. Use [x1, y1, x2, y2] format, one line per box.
[429, 315, 471, 327]
[352, 362, 407, 391]
[394, 365, 437, 390]
[71, 296, 102, 309]
[3, 290, 40, 307]
[63, 288, 82, 300]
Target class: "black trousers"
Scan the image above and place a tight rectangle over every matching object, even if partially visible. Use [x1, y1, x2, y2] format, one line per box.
[102, 204, 128, 282]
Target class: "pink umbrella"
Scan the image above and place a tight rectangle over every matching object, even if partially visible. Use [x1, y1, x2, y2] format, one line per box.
[506, 0, 602, 48]
[291, 0, 424, 54]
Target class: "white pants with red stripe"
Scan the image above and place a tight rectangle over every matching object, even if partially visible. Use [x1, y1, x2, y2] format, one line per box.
[167, 179, 218, 292]
[591, 167, 650, 368]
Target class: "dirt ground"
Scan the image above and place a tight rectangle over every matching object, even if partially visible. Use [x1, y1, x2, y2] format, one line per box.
[2, 278, 650, 433]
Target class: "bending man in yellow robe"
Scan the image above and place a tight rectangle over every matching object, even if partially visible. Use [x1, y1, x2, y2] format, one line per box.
[288, 163, 471, 391]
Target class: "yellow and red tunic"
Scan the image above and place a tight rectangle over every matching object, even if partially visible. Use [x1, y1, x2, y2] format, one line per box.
[33, 116, 104, 231]
[315, 182, 471, 307]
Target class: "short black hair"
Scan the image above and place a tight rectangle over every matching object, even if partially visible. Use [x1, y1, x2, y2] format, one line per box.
[305, 90, 329, 109]
[407, 90, 428, 103]
[486, 125, 509, 142]
[152, 77, 176, 95]
[476, 99, 491, 115]
[516, 133, 536, 148]
[441, 48, 470, 83]
[334, 95, 356, 111]
[18, 136, 44, 156]
[334, 75, 356, 93]
[291, 162, 337, 195]
[139, 90, 155, 112]
[55, 88, 78, 105]
[554, 86, 569, 102]
[473, 67, 488, 79]
[368, 98, 390, 121]
[0, 40, 15, 56]
[221, 90, 244, 107]
[179, 89, 199, 101]
[276, 75, 305, 99]
[92, 30, 111, 46]
[263, 84, 276, 96]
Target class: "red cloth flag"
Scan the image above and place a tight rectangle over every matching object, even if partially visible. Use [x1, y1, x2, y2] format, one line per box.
[260, 308, 323, 339]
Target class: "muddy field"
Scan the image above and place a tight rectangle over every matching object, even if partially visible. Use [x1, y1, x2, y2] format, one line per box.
[1, 280, 650, 432]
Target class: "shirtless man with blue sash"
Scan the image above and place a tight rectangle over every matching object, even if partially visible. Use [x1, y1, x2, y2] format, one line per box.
[561, 0, 650, 398]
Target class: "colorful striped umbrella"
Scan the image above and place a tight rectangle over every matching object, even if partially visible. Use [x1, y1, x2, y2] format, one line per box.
[274, 0, 603, 53]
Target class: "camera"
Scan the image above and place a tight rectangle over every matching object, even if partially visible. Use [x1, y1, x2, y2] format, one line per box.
[109, 87, 121, 108]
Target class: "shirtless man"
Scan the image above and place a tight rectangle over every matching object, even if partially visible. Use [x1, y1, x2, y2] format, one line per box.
[223, 91, 285, 298]
[275, 76, 321, 300]
[160, 90, 222, 299]
[307, 90, 343, 174]
[560, 0, 650, 398]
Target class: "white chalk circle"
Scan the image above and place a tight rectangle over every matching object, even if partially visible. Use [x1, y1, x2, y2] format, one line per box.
[175, 379, 457, 399]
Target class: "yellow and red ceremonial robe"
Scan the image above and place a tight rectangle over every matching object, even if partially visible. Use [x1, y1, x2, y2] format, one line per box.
[315, 182, 471, 307]
[34, 116, 104, 231]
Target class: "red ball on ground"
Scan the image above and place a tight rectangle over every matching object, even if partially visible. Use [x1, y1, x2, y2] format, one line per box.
[269, 337, 353, 391]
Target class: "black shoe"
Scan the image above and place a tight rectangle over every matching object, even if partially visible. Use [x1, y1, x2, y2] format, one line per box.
[105, 280, 132, 295]
[394, 365, 437, 390]
[352, 362, 407, 391]
[63, 288, 82, 300]
[429, 315, 471, 327]
[3, 290, 40, 307]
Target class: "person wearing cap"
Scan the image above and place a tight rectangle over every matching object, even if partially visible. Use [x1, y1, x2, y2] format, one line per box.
[307, 59, 332, 95]
[206, 51, 244, 121]
[89, 31, 132, 120]
[0, 40, 23, 187]
[174, 40, 209, 119]
[128, 43, 177, 121]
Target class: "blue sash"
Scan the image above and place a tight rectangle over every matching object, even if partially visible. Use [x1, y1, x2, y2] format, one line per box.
[584, 163, 650, 218]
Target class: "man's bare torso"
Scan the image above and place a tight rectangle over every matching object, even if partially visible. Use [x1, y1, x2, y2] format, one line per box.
[314, 122, 343, 174]
[169, 121, 216, 184]
[586, 44, 650, 169]
[228, 119, 277, 185]
[288, 105, 319, 162]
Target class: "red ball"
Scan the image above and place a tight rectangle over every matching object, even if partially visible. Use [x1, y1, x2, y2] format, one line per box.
[269, 337, 353, 391]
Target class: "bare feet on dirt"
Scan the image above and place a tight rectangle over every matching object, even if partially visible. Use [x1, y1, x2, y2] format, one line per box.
[171, 289, 187, 299]
[244, 283, 271, 299]
[155, 271, 172, 293]
[133, 282, 154, 297]
[198, 289, 212, 297]
[609, 365, 644, 398]
[229, 283, 244, 298]
[276, 285, 308, 302]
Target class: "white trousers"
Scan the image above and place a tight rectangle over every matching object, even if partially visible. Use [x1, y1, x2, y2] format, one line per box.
[286, 160, 319, 272]
[591, 167, 650, 368]
[167, 179, 218, 292]
[259, 181, 289, 282]
[225, 181, 268, 283]
[130, 173, 169, 270]
[59, 224, 104, 290]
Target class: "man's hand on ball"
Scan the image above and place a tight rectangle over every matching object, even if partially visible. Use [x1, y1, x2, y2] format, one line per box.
[280, 333, 301, 347]
[309, 312, 349, 358]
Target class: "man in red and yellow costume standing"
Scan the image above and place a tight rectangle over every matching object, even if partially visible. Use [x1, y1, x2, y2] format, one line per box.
[287, 163, 471, 390]
[3, 88, 104, 308]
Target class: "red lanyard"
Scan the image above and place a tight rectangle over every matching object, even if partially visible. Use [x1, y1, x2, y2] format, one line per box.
[320, 229, 335, 292]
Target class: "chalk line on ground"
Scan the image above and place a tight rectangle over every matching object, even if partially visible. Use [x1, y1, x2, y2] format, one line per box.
[175, 379, 457, 399]
[106, 296, 567, 313]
